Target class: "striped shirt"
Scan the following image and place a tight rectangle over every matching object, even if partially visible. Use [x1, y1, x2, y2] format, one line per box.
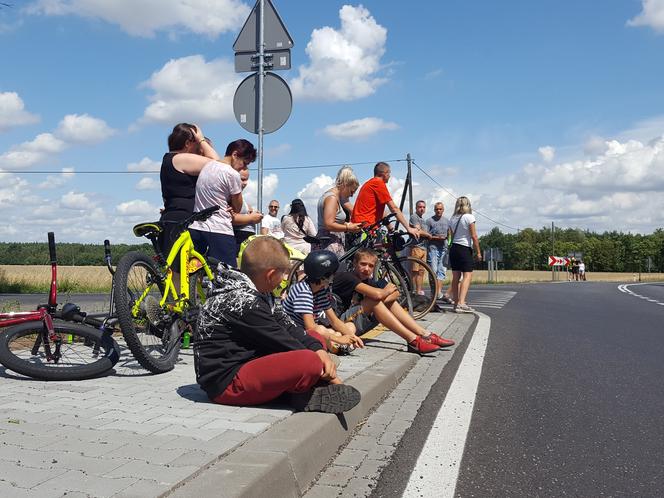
[282, 280, 333, 328]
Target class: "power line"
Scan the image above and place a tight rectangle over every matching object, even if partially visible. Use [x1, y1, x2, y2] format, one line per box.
[1, 159, 407, 175]
[411, 160, 520, 232]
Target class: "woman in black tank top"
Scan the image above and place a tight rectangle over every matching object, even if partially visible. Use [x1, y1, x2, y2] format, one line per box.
[158, 123, 221, 257]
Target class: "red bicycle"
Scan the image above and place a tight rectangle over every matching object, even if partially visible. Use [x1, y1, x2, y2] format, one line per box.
[0, 233, 120, 381]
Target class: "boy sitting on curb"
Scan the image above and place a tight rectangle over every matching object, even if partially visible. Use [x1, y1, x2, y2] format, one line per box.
[332, 248, 456, 354]
[194, 236, 360, 414]
[282, 250, 365, 354]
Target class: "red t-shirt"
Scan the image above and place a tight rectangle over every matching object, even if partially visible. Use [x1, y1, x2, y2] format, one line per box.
[351, 177, 392, 225]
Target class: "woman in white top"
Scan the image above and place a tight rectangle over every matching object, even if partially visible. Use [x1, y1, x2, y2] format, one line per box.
[281, 199, 317, 255]
[447, 196, 482, 313]
[189, 139, 256, 266]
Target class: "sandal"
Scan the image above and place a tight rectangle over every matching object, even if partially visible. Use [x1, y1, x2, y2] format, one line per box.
[454, 303, 475, 313]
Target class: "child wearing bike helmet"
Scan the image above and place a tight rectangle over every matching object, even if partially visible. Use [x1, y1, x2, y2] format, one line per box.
[282, 250, 365, 354]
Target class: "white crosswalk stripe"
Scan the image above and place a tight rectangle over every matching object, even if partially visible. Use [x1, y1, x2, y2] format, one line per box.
[438, 290, 517, 311]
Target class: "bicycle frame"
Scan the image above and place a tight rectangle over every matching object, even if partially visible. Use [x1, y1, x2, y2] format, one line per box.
[134, 229, 214, 316]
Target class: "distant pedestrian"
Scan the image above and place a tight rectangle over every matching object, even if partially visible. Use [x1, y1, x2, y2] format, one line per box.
[425, 202, 452, 302]
[281, 198, 317, 255]
[578, 260, 586, 281]
[448, 196, 482, 313]
[261, 199, 284, 239]
[408, 200, 431, 296]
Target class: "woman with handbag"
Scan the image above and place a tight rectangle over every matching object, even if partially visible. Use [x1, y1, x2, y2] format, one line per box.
[448, 196, 482, 313]
[281, 198, 317, 255]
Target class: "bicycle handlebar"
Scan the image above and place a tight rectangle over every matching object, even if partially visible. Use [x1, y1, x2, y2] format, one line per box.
[47, 232, 56, 264]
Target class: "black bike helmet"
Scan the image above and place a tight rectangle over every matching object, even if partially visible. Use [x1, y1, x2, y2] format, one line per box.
[304, 250, 339, 281]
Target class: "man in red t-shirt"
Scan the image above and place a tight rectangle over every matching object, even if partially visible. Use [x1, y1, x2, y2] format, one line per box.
[351, 162, 419, 239]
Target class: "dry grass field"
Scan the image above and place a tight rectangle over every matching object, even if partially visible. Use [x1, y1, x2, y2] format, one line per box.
[0, 265, 113, 293]
[1, 265, 662, 294]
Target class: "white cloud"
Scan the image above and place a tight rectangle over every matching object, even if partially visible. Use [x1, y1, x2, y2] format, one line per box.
[38, 167, 76, 189]
[61, 191, 95, 210]
[627, 0, 664, 33]
[244, 173, 278, 209]
[322, 117, 398, 141]
[290, 5, 388, 101]
[135, 176, 159, 190]
[295, 174, 335, 225]
[55, 113, 116, 144]
[0, 92, 40, 131]
[530, 137, 664, 193]
[538, 145, 555, 162]
[139, 55, 240, 124]
[127, 157, 160, 172]
[0, 171, 30, 208]
[26, 0, 250, 38]
[266, 143, 292, 158]
[0, 133, 66, 169]
[116, 199, 160, 217]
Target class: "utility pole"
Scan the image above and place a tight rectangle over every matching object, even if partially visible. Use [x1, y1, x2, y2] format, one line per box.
[406, 153, 413, 216]
[551, 221, 555, 281]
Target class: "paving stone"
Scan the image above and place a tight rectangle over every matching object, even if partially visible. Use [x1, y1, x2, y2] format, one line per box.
[0, 464, 65, 488]
[317, 465, 356, 487]
[111, 478, 171, 498]
[166, 449, 217, 467]
[30, 470, 138, 497]
[333, 448, 368, 469]
[303, 484, 343, 498]
[344, 477, 376, 497]
[103, 460, 198, 485]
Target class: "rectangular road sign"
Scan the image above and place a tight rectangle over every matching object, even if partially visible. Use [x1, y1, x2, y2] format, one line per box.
[235, 49, 291, 72]
[548, 256, 570, 266]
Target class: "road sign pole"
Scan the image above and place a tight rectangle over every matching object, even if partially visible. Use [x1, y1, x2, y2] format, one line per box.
[257, 0, 265, 220]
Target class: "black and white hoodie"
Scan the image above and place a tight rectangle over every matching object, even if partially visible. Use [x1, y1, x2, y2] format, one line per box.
[194, 264, 323, 400]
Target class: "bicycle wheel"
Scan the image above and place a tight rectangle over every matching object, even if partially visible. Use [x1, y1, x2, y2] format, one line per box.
[283, 258, 305, 299]
[113, 251, 180, 374]
[396, 256, 437, 319]
[0, 321, 119, 381]
[375, 261, 414, 317]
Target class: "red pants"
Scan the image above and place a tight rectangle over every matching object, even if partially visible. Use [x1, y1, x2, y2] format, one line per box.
[214, 349, 323, 406]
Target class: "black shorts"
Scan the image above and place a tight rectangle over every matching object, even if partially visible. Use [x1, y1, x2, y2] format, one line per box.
[449, 243, 474, 273]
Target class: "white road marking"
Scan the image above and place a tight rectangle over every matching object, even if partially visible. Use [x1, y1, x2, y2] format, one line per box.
[403, 312, 491, 498]
[618, 283, 664, 307]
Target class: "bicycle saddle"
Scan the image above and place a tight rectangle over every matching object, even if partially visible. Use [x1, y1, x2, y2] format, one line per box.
[133, 222, 163, 238]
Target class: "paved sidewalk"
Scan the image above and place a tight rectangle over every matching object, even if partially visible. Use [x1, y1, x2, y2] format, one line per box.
[0, 311, 475, 498]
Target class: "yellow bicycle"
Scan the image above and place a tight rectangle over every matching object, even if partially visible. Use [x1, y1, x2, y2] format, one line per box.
[112, 206, 219, 373]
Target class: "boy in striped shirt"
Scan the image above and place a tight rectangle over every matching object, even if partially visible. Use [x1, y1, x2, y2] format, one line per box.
[283, 251, 364, 353]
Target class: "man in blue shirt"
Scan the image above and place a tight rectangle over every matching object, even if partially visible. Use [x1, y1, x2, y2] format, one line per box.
[425, 202, 451, 301]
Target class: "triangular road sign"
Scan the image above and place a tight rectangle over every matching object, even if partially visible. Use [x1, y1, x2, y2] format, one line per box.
[233, 0, 294, 53]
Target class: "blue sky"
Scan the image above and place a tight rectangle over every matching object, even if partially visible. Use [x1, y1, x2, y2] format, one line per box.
[1, 0, 664, 243]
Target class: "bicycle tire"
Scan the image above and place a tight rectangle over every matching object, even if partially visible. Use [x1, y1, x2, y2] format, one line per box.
[0, 321, 119, 381]
[285, 258, 305, 297]
[113, 251, 180, 374]
[396, 256, 437, 319]
[376, 261, 414, 317]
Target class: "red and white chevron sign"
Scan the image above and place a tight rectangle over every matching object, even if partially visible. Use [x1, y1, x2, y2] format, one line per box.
[548, 256, 570, 266]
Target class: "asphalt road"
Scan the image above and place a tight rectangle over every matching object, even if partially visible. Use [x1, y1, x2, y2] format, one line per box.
[371, 281, 664, 497]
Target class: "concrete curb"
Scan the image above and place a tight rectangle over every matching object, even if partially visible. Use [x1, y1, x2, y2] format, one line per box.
[165, 351, 419, 498]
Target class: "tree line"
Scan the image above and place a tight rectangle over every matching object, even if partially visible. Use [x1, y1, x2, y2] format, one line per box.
[0, 241, 151, 266]
[479, 227, 664, 272]
[1, 227, 663, 273]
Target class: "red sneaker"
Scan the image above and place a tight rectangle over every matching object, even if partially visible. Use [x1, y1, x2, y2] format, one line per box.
[427, 333, 455, 347]
[407, 336, 440, 354]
